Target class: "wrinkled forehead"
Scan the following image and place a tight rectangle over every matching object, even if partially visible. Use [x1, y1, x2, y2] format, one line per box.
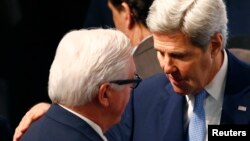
[153, 32, 190, 48]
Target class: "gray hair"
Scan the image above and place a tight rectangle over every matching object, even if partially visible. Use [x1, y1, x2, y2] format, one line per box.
[147, 0, 228, 48]
[48, 28, 133, 106]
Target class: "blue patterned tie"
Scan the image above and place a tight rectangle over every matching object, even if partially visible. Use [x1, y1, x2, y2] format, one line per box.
[188, 90, 207, 141]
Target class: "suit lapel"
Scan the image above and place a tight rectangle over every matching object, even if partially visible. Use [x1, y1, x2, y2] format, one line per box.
[133, 36, 153, 56]
[161, 82, 186, 140]
[132, 36, 162, 79]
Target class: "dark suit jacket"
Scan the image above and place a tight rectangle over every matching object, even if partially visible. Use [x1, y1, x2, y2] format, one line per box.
[0, 116, 12, 141]
[106, 49, 250, 141]
[20, 104, 103, 141]
[133, 36, 162, 79]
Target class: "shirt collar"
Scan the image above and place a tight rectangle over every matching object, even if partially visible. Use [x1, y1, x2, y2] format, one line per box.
[59, 104, 108, 141]
[205, 49, 228, 101]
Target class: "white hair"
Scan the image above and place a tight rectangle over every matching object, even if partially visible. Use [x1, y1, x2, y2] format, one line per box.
[48, 28, 133, 106]
[147, 0, 228, 48]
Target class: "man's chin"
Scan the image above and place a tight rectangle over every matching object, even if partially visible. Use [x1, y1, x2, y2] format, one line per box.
[172, 85, 189, 95]
[174, 91, 188, 95]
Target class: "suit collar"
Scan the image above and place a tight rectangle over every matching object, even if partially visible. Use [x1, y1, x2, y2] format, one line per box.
[46, 104, 104, 141]
[59, 104, 107, 141]
[133, 36, 153, 56]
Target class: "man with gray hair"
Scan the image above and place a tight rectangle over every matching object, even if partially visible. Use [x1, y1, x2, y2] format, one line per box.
[107, 0, 250, 141]
[19, 28, 142, 141]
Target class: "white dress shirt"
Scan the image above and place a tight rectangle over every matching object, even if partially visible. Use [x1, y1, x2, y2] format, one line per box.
[60, 105, 108, 141]
[186, 49, 228, 141]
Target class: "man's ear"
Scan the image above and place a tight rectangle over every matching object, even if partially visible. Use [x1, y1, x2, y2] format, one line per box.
[121, 2, 134, 29]
[97, 83, 110, 107]
[209, 32, 223, 58]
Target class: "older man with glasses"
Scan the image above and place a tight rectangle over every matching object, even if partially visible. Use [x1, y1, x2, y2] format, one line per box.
[17, 28, 142, 141]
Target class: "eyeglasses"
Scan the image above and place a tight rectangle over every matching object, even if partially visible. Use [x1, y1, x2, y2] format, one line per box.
[109, 74, 142, 89]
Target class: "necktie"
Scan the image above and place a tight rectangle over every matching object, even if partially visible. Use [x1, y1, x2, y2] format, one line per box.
[188, 90, 207, 141]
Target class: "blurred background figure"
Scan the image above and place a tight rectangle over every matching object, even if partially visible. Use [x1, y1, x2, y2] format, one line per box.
[83, 0, 114, 28]
[107, 0, 162, 78]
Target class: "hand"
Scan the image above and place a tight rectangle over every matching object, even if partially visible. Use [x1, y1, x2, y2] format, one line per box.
[13, 102, 51, 141]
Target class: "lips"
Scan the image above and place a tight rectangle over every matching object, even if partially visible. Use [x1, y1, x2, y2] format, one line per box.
[168, 75, 184, 86]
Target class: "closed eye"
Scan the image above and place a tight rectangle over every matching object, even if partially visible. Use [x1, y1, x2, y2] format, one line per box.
[169, 52, 186, 59]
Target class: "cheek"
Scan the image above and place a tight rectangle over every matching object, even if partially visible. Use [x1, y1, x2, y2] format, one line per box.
[182, 58, 209, 87]
[112, 12, 121, 28]
[121, 88, 131, 108]
[199, 56, 214, 83]
[176, 60, 202, 87]
[113, 18, 120, 28]
[114, 88, 131, 111]
[157, 52, 165, 69]
[117, 90, 131, 117]
[112, 13, 124, 30]
[108, 91, 129, 122]
[201, 54, 213, 70]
